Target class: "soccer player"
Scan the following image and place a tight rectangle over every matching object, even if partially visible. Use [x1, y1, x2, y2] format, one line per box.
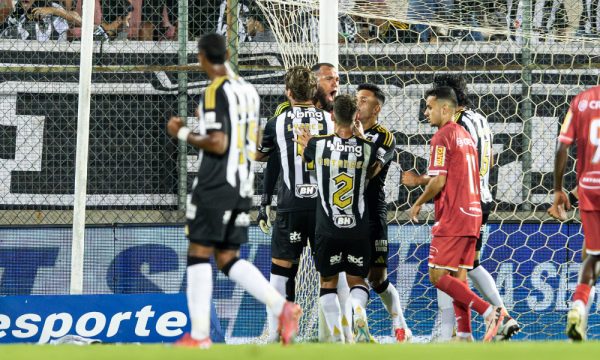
[355, 83, 411, 342]
[548, 85, 600, 341]
[408, 86, 507, 342]
[258, 62, 340, 234]
[166, 33, 301, 348]
[402, 74, 519, 341]
[257, 63, 351, 341]
[255, 66, 334, 342]
[296, 94, 382, 342]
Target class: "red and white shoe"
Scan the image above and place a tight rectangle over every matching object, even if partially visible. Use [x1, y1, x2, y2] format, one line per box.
[394, 328, 412, 343]
[175, 333, 212, 349]
[278, 301, 302, 345]
[483, 307, 505, 342]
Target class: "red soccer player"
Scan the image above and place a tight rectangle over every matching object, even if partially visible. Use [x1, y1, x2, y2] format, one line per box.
[408, 86, 509, 342]
[549, 86, 600, 341]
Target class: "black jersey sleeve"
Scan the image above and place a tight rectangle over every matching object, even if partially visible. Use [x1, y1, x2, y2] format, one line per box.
[258, 118, 277, 154]
[262, 153, 280, 197]
[203, 86, 230, 135]
[304, 137, 317, 163]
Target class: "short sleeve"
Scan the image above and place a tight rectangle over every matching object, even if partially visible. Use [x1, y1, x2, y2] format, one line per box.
[202, 85, 229, 135]
[379, 132, 396, 165]
[258, 118, 277, 154]
[558, 99, 577, 145]
[428, 132, 449, 176]
[304, 137, 317, 162]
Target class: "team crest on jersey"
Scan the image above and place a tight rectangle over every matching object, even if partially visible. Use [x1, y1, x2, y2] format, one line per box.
[333, 214, 356, 228]
[295, 184, 318, 198]
[579, 99, 588, 111]
[434, 146, 446, 167]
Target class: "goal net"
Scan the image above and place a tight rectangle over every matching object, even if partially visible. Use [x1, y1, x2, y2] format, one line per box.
[254, 0, 600, 341]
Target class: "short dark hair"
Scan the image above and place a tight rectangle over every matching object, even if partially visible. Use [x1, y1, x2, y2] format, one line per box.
[425, 86, 458, 108]
[198, 33, 227, 65]
[433, 74, 469, 107]
[333, 95, 357, 126]
[357, 83, 385, 105]
[311, 63, 336, 72]
[285, 66, 317, 102]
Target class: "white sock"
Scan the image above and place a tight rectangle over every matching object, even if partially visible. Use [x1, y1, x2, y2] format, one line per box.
[468, 266, 504, 307]
[437, 288, 454, 342]
[186, 263, 212, 340]
[337, 273, 353, 340]
[586, 286, 596, 316]
[377, 282, 408, 329]
[227, 259, 285, 316]
[350, 285, 369, 322]
[266, 274, 287, 342]
[319, 292, 344, 342]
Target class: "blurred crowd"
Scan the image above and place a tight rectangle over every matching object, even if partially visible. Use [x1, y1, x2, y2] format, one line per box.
[0, 0, 597, 43]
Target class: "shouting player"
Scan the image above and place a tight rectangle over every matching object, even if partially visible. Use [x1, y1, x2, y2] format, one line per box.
[256, 66, 334, 342]
[549, 85, 600, 341]
[296, 94, 383, 342]
[356, 83, 412, 342]
[408, 86, 508, 342]
[167, 33, 301, 348]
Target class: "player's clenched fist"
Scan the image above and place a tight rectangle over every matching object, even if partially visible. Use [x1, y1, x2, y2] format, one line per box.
[402, 171, 421, 187]
[167, 116, 184, 138]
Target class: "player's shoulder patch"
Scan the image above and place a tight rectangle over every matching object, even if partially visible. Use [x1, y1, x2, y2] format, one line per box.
[204, 76, 228, 110]
[433, 145, 447, 167]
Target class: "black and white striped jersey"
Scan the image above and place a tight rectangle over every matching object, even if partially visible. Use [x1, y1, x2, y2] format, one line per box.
[454, 108, 493, 205]
[259, 104, 334, 212]
[304, 134, 380, 239]
[364, 123, 396, 219]
[188, 74, 260, 214]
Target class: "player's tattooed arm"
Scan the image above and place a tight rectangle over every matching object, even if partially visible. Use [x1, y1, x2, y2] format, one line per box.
[402, 170, 431, 187]
[408, 174, 446, 222]
[167, 116, 228, 155]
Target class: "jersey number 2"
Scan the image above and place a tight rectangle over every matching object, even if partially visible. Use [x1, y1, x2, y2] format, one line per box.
[332, 173, 354, 210]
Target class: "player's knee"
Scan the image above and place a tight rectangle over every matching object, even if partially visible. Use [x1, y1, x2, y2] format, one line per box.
[429, 271, 443, 286]
[371, 278, 390, 294]
[215, 253, 238, 272]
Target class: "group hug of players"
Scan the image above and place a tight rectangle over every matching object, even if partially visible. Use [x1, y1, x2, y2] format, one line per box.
[253, 63, 521, 343]
[166, 33, 600, 348]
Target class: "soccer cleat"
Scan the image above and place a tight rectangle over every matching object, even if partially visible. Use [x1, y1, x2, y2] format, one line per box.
[495, 315, 521, 341]
[353, 317, 372, 343]
[394, 328, 412, 343]
[566, 308, 586, 341]
[174, 333, 212, 349]
[278, 301, 302, 345]
[483, 307, 505, 342]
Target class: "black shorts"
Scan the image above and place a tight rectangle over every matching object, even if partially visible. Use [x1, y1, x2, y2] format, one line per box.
[476, 210, 491, 252]
[271, 210, 316, 260]
[186, 207, 249, 250]
[314, 233, 371, 278]
[369, 216, 388, 267]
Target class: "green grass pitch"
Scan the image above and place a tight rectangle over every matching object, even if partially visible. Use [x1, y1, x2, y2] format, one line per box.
[4, 342, 600, 360]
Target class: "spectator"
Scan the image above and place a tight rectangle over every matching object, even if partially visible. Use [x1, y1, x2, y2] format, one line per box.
[138, 0, 176, 41]
[246, 5, 274, 42]
[0, 0, 69, 41]
[54, 0, 133, 40]
[216, 0, 249, 42]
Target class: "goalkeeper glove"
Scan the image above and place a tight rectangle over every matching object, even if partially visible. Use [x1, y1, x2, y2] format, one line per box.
[258, 194, 272, 234]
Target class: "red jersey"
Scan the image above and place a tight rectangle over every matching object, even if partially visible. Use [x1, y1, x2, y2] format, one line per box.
[559, 87, 600, 211]
[428, 122, 482, 237]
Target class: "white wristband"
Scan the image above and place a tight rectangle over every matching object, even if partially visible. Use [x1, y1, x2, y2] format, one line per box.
[177, 127, 191, 142]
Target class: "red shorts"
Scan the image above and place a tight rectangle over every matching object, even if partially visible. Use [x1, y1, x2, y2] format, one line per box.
[582, 211, 600, 255]
[428, 236, 477, 271]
